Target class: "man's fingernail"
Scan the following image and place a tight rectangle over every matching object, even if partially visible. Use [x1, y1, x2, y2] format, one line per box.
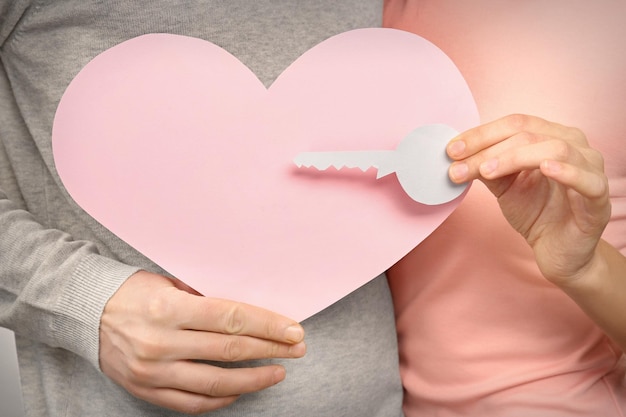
[288, 341, 307, 357]
[285, 325, 304, 343]
[273, 366, 287, 384]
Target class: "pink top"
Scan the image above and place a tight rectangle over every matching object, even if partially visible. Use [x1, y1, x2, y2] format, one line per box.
[384, 1, 626, 416]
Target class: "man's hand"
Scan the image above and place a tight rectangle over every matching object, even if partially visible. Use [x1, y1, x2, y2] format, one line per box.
[99, 270, 306, 415]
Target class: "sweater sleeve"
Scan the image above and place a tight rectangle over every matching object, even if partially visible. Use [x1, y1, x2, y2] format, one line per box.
[0, 191, 140, 370]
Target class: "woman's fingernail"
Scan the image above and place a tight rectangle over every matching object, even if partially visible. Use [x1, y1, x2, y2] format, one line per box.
[447, 140, 466, 158]
[542, 159, 561, 174]
[450, 162, 469, 182]
[480, 159, 499, 176]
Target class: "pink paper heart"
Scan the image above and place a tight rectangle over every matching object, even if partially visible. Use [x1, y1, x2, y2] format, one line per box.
[52, 29, 478, 321]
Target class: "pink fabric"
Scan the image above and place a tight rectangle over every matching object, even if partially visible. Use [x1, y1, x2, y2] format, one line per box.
[384, 1, 626, 416]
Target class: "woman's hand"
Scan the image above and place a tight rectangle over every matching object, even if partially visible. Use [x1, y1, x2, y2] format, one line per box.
[446, 114, 611, 287]
[99, 270, 306, 415]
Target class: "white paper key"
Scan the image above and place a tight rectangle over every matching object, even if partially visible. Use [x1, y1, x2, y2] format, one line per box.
[293, 124, 468, 205]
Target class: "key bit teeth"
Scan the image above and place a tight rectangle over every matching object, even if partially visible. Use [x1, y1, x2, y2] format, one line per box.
[293, 154, 338, 171]
[342, 163, 371, 172]
[292, 154, 305, 168]
[293, 154, 333, 170]
[294, 154, 375, 172]
[315, 162, 333, 171]
[293, 154, 318, 169]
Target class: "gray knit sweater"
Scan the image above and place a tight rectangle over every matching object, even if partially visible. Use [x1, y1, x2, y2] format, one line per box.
[0, 1, 404, 416]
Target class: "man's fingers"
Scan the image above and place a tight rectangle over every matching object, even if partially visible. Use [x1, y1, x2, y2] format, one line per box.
[163, 294, 305, 344]
[146, 330, 306, 362]
[133, 361, 286, 400]
[130, 385, 239, 415]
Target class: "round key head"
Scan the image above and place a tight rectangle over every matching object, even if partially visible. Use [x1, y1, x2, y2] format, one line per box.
[395, 124, 469, 205]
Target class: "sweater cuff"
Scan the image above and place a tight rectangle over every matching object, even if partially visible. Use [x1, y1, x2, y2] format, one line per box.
[54, 254, 141, 371]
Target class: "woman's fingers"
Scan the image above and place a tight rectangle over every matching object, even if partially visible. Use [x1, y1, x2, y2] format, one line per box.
[449, 136, 595, 183]
[447, 114, 587, 161]
[540, 159, 609, 201]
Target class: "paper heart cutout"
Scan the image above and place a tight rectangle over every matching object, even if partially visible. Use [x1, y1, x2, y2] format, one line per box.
[52, 28, 478, 321]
